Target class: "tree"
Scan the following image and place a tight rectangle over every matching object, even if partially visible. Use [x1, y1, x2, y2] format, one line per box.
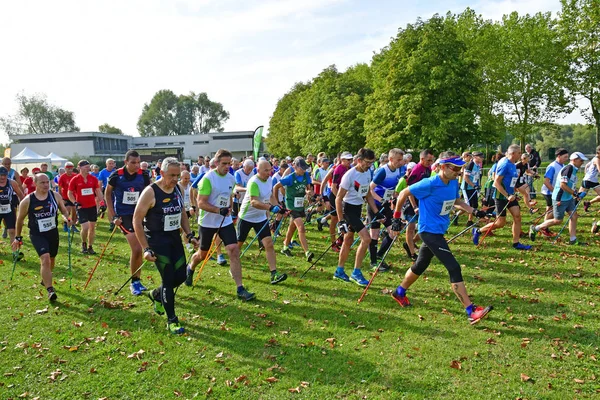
[192, 92, 229, 134]
[98, 123, 123, 134]
[0, 93, 79, 135]
[559, 0, 600, 146]
[364, 14, 481, 153]
[137, 90, 179, 137]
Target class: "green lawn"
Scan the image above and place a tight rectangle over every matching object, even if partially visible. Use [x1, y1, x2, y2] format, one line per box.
[1, 193, 599, 399]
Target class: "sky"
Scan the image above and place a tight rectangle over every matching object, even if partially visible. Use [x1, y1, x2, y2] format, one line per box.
[0, 0, 576, 144]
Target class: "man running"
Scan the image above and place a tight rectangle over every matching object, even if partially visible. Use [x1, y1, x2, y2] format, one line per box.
[237, 159, 287, 284]
[0, 166, 25, 249]
[530, 152, 588, 245]
[333, 148, 380, 286]
[12, 173, 71, 301]
[58, 162, 78, 232]
[390, 151, 492, 325]
[540, 149, 569, 236]
[323, 152, 353, 251]
[105, 150, 151, 295]
[581, 146, 600, 212]
[68, 160, 104, 254]
[472, 144, 531, 250]
[133, 157, 198, 334]
[186, 149, 255, 301]
[461, 151, 483, 227]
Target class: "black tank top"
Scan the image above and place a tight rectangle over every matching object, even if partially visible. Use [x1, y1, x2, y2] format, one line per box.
[28, 192, 59, 235]
[144, 183, 184, 237]
[0, 180, 15, 206]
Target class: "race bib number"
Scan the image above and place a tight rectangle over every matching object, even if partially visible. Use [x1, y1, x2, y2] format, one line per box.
[81, 188, 93, 196]
[122, 191, 139, 205]
[294, 197, 304, 208]
[0, 204, 10, 214]
[440, 199, 454, 216]
[216, 194, 230, 208]
[382, 189, 394, 201]
[509, 177, 517, 188]
[472, 176, 479, 184]
[38, 216, 56, 232]
[359, 185, 369, 197]
[164, 213, 181, 231]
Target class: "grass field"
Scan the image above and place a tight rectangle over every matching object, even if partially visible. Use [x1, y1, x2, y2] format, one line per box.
[1, 189, 600, 399]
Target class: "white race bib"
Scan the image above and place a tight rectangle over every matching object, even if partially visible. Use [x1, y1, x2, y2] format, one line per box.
[81, 188, 93, 196]
[164, 213, 181, 231]
[509, 177, 517, 188]
[359, 185, 369, 197]
[216, 194, 230, 208]
[382, 189, 394, 201]
[38, 216, 56, 232]
[122, 191, 139, 205]
[0, 204, 10, 214]
[440, 199, 454, 216]
[294, 197, 304, 208]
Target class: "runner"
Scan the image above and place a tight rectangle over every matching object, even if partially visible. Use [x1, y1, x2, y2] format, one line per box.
[237, 159, 287, 284]
[390, 151, 492, 325]
[272, 157, 314, 262]
[186, 149, 255, 301]
[105, 150, 152, 295]
[99, 158, 117, 230]
[368, 148, 405, 272]
[12, 173, 71, 301]
[325, 152, 353, 251]
[68, 160, 104, 254]
[515, 153, 538, 214]
[461, 151, 483, 227]
[233, 159, 255, 222]
[58, 162, 78, 232]
[581, 146, 600, 212]
[0, 166, 25, 249]
[530, 152, 588, 245]
[271, 160, 288, 233]
[540, 149, 569, 236]
[333, 148, 381, 286]
[133, 157, 198, 334]
[472, 144, 531, 250]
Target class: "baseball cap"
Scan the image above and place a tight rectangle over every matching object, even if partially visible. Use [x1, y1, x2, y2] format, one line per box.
[293, 157, 309, 170]
[32, 167, 41, 173]
[570, 151, 588, 161]
[0, 166, 8, 175]
[78, 160, 90, 167]
[321, 158, 331, 163]
[65, 162, 74, 168]
[472, 151, 484, 157]
[340, 151, 353, 160]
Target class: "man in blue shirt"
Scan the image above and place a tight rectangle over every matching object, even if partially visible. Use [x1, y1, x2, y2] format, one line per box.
[529, 152, 587, 245]
[390, 151, 492, 325]
[472, 144, 531, 250]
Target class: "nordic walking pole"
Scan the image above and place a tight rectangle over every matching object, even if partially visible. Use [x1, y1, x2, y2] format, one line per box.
[67, 228, 72, 288]
[115, 261, 148, 296]
[300, 232, 345, 279]
[240, 213, 276, 258]
[447, 190, 479, 232]
[193, 215, 226, 286]
[272, 210, 291, 245]
[10, 251, 18, 280]
[531, 207, 553, 225]
[83, 224, 118, 290]
[476, 197, 515, 248]
[350, 201, 390, 248]
[553, 196, 585, 244]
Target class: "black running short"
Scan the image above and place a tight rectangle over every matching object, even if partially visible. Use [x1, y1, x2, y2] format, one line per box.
[0, 209, 16, 229]
[64, 199, 74, 207]
[463, 189, 479, 209]
[117, 214, 135, 235]
[494, 198, 519, 217]
[30, 230, 59, 257]
[582, 180, 600, 190]
[367, 203, 392, 230]
[290, 210, 306, 219]
[232, 202, 240, 218]
[343, 202, 365, 233]
[544, 194, 553, 207]
[77, 206, 98, 224]
[237, 218, 271, 243]
[200, 223, 237, 251]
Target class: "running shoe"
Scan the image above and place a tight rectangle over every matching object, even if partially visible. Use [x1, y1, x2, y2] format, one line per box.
[333, 269, 350, 282]
[17, 252, 24, 261]
[280, 247, 293, 257]
[130, 280, 147, 296]
[291, 240, 301, 248]
[305, 251, 314, 263]
[468, 305, 493, 325]
[47, 287, 58, 302]
[528, 225, 537, 241]
[87, 246, 96, 255]
[81, 244, 88, 254]
[147, 292, 165, 315]
[270, 272, 288, 285]
[391, 290, 411, 307]
[317, 218, 324, 231]
[305, 210, 315, 224]
[584, 201, 591, 212]
[217, 254, 227, 266]
[513, 242, 532, 250]
[539, 227, 556, 237]
[331, 243, 341, 253]
[592, 220, 599, 234]
[167, 321, 185, 335]
[185, 266, 194, 286]
[466, 220, 474, 228]
[569, 239, 588, 246]
[472, 227, 480, 245]
[350, 270, 369, 287]
[237, 287, 256, 301]
[402, 242, 412, 259]
[371, 260, 391, 273]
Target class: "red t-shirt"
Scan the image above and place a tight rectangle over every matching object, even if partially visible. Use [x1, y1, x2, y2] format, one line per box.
[68, 174, 99, 208]
[58, 173, 75, 199]
[23, 177, 35, 194]
[332, 164, 349, 186]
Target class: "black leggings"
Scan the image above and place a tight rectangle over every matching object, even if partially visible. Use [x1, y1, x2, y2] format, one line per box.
[148, 234, 186, 322]
[410, 232, 463, 283]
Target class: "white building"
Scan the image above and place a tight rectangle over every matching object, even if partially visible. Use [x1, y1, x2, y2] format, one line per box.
[9, 130, 260, 163]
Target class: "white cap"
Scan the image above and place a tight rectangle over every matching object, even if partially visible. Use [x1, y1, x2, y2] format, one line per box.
[407, 162, 417, 170]
[570, 151, 588, 161]
[340, 151, 353, 160]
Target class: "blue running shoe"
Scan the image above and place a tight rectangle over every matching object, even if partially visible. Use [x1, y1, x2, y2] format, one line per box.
[472, 227, 480, 245]
[185, 266, 194, 286]
[350, 270, 369, 287]
[291, 240, 301, 248]
[217, 254, 227, 266]
[167, 321, 185, 335]
[333, 269, 350, 282]
[130, 280, 146, 296]
[513, 242, 532, 251]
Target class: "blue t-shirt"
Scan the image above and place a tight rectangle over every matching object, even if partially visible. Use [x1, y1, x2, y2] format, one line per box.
[494, 157, 518, 199]
[372, 164, 401, 206]
[552, 164, 578, 202]
[191, 172, 206, 189]
[409, 175, 459, 235]
[98, 168, 115, 189]
[190, 172, 198, 181]
[542, 160, 564, 196]
[279, 172, 311, 187]
[91, 171, 100, 179]
[461, 161, 481, 190]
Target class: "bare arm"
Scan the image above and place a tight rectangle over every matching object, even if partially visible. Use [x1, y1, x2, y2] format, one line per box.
[13, 196, 30, 244]
[11, 179, 24, 201]
[133, 186, 155, 254]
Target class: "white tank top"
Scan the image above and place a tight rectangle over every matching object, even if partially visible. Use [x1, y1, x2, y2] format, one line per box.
[584, 157, 598, 183]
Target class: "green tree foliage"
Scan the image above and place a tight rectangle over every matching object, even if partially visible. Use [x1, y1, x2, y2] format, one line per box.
[533, 124, 596, 160]
[364, 14, 480, 153]
[559, 0, 600, 146]
[98, 123, 123, 134]
[266, 82, 310, 157]
[0, 93, 79, 135]
[137, 90, 229, 136]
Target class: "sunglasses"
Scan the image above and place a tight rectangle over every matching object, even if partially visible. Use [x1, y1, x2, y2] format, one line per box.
[445, 164, 462, 172]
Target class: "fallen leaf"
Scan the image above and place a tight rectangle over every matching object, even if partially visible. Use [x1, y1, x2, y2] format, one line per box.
[72, 321, 83, 328]
[235, 375, 247, 383]
[574, 378, 585, 384]
[35, 308, 48, 315]
[117, 330, 131, 337]
[89, 368, 97, 374]
[265, 377, 279, 383]
[520, 373, 531, 382]
[450, 360, 462, 370]
[288, 387, 301, 393]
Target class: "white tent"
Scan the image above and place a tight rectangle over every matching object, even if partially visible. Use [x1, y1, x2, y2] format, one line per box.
[47, 152, 68, 168]
[11, 147, 52, 172]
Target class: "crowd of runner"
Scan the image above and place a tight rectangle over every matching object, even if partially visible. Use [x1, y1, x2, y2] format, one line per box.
[2, 142, 597, 334]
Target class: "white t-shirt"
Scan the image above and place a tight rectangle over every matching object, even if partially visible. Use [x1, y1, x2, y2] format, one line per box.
[340, 166, 371, 206]
[197, 169, 235, 228]
[234, 169, 254, 204]
[239, 175, 272, 223]
[584, 156, 598, 183]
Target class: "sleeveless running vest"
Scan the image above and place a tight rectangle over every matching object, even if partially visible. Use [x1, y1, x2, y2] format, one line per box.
[284, 172, 310, 211]
[112, 167, 147, 216]
[0, 180, 15, 215]
[28, 192, 59, 235]
[144, 183, 184, 237]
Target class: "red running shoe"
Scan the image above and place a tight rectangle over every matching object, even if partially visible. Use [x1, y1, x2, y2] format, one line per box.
[539, 228, 556, 237]
[332, 244, 341, 253]
[468, 305, 493, 325]
[391, 291, 411, 307]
